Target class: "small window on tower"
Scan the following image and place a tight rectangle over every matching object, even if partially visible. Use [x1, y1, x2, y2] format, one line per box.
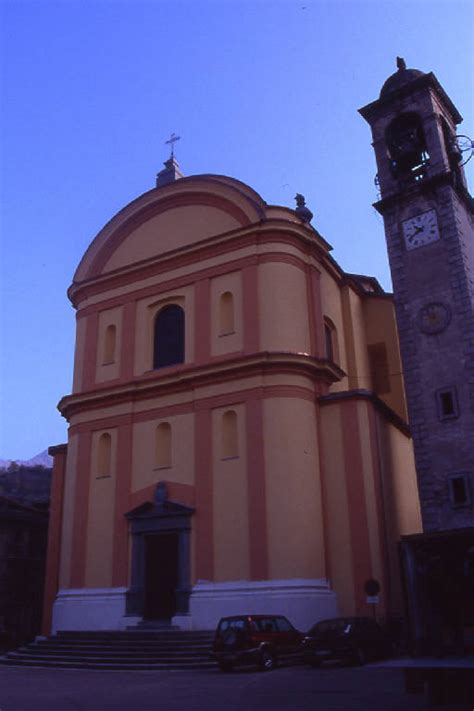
[436, 387, 459, 420]
[448, 474, 471, 508]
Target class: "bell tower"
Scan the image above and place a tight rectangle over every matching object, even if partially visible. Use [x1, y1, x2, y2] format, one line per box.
[359, 59, 474, 532]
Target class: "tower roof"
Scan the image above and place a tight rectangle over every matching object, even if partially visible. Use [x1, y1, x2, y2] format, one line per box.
[380, 57, 425, 98]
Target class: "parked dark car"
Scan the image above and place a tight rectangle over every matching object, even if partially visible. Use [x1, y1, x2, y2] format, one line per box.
[301, 616, 393, 666]
[212, 614, 304, 671]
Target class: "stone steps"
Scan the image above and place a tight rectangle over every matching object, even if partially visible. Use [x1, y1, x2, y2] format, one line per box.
[0, 630, 216, 671]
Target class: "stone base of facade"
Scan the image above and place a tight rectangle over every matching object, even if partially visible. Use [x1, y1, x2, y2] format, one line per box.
[188, 579, 338, 631]
[51, 579, 338, 633]
[51, 587, 130, 633]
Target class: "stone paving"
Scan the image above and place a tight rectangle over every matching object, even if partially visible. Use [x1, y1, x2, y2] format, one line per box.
[0, 663, 439, 711]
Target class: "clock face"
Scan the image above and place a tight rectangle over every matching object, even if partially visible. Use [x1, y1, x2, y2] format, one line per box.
[417, 302, 451, 335]
[402, 209, 440, 250]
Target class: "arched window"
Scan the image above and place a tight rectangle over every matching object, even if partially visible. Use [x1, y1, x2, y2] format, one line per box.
[97, 432, 112, 477]
[324, 318, 338, 363]
[153, 304, 185, 369]
[222, 410, 238, 459]
[219, 291, 235, 335]
[103, 324, 117, 364]
[155, 422, 172, 468]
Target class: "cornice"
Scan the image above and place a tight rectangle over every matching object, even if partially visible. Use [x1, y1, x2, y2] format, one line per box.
[319, 388, 410, 436]
[69, 220, 331, 309]
[58, 351, 346, 421]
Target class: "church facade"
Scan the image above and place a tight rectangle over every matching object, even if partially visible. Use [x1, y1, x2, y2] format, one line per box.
[43, 106, 424, 634]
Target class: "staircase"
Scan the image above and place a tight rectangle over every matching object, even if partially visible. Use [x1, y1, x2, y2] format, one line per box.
[0, 629, 216, 671]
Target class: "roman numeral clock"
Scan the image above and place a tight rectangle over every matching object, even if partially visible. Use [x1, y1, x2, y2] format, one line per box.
[359, 58, 474, 532]
[402, 209, 440, 250]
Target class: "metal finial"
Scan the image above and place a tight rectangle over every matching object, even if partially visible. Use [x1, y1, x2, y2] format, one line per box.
[396, 56, 406, 71]
[165, 132, 181, 159]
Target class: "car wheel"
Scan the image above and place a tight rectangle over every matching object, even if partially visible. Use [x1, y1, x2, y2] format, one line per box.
[309, 655, 321, 668]
[259, 649, 275, 671]
[218, 661, 233, 672]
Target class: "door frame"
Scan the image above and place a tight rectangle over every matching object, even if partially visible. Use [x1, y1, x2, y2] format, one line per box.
[125, 482, 194, 618]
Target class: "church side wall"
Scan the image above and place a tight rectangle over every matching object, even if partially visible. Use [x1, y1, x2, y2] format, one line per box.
[263, 396, 326, 581]
[258, 262, 311, 353]
[363, 298, 407, 420]
[320, 396, 419, 620]
[212, 403, 249, 582]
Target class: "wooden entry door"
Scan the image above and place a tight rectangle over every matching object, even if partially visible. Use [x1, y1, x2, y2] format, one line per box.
[144, 533, 179, 620]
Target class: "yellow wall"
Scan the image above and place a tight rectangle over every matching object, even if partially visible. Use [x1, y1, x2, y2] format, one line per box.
[363, 298, 407, 420]
[263, 397, 325, 579]
[72, 317, 87, 393]
[259, 262, 310, 353]
[319, 405, 355, 614]
[319, 269, 348, 389]
[95, 306, 123, 383]
[341, 286, 370, 390]
[131, 413, 195, 492]
[212, 403, 249, 581]
[84, 428, 118, 587]
[210, 271, 243, 356]
[103, 205, 241, 273]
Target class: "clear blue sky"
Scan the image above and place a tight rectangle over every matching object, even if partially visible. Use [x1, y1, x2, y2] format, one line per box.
[1, 0, 473, 460]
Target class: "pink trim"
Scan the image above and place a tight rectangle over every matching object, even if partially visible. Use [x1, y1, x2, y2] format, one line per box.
[72, 233, 325, 311]
[367, 406, 390, 616]
[70, 431, 92, 588]
[341, 402, 372, 614]
[242, 264, 259, 354]
[128, 481, 196, 511]
[89, 192, 252, 278]
[42, 446, 67, 634]
[82, 313, 99, 390]
[194, 408, 214, 581]
[67, 384, 316, 435]
[112, 420, 133, 586]
[246, 395, 268, 579]
[120, 301, 136, 380]
[194, 279, 211, 363]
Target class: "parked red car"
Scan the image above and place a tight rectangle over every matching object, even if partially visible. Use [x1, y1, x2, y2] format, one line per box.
[212, 614, 304, 671]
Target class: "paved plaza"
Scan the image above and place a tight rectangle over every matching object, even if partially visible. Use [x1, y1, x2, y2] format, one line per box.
[0, 663, 441, 711]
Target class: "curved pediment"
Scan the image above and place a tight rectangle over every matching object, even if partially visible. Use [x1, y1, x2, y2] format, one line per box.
[73, 175, 267, 283]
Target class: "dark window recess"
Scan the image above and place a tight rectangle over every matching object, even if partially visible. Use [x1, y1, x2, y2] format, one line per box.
[436, 387, 459, 420]
[448, 474, 471, 507]
[385, 112, 429, 180]
[153, 305, 185, 369]
[368, 342, 390, 395]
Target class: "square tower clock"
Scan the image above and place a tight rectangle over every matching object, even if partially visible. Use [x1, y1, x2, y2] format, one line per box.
[359, 59, 474, 533]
